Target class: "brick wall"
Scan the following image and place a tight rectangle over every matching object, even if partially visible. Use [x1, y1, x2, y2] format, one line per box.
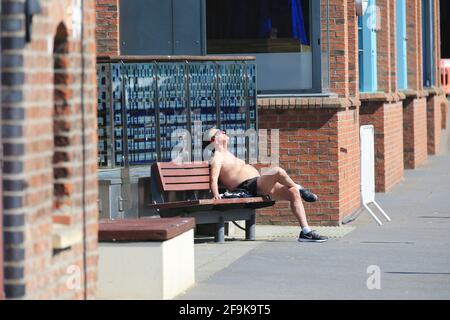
[360, 101, 404, 192]
[377, 0, 392, 94]
[406, 0, 423, 91]
[383, 102, 404, 189]
[1, 0, 98, 299]
[442, 99, 448, 130]
[403, 97, 428, 169]
[400, 0, 430, 171]
[425, 0, 446, 156]
[337, 107, 361, 218]
[323, 0, 350, 98]
[257, 98, 361, 226]
[347, 0, 359, 97]
[427, 93, 443, 155]
[95, 0, 119, 55]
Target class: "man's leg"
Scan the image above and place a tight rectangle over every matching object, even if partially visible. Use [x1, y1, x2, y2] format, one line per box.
[257, 167, 318, 202]
[267, 182, 309, 228]
[265, 182, 329, 243]
[256, 167, 297, 195]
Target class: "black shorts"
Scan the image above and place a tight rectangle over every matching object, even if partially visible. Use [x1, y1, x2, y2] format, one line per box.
[235, 177, 259, 197]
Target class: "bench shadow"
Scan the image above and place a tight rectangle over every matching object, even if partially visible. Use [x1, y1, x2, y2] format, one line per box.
[360, 241, 415, 245]
[418, 216, 450, 219]
[385, 271, 450, 275]
[194, 236, 277, 244]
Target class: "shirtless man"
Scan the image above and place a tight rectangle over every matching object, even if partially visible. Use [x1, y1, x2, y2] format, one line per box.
[204, 128, 328, 243]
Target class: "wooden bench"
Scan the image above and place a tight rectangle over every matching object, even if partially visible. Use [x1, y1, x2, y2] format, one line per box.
[149, 161, 275, 243]
[97, 217, 195, 299]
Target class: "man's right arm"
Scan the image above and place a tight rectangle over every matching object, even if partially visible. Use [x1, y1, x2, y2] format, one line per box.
[210, 152, 223, 199]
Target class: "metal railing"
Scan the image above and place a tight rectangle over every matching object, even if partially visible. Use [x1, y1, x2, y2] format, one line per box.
[97, 55, 258, 168]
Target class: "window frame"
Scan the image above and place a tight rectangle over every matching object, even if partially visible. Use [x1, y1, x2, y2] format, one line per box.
[396, 0, 408, 90]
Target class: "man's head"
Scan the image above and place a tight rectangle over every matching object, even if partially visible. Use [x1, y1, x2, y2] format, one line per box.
[202, 127, 229, 151]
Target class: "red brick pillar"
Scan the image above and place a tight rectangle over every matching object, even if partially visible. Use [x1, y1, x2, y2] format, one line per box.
[326, 0, 350, 97]
[403, 96, 428, 169]
[426, 0, 446, 155]
[427, 92, 443, 155]
[347, 0, 359, 97]
[407, 0, 424, 91]
[377, 0, 393, 94]
[96, 0, 120, 55]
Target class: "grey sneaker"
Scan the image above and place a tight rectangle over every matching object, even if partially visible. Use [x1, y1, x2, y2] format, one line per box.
[298, 230, 328, 243]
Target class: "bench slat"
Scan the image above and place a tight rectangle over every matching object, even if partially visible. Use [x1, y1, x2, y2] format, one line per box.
[164, 176, 210, 184]
[164, 182, 211, 191]
[158, 162, 209, 169]
[160, 168, 210, 176]
[155, 162, 211, 192]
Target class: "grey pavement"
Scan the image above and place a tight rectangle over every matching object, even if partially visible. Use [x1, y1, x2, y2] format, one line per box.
[177, 107, 450, 300]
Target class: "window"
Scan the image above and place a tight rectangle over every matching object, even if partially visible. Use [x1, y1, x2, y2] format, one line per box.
[396, 0, 407, 90]
[206, 0, 310, 54]
[120, 0, 204, 55]
[206, 0, 323, 93]
[358, 0, 378, 93]
[422, 0, 435, 87]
